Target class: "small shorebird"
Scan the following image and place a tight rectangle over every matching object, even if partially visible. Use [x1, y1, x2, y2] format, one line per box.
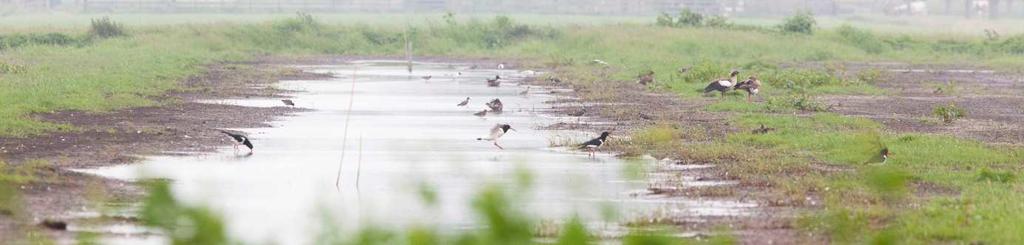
[704, 70, 740, 97]
[497, 63, 506, 70]
[220, 130, 253, 152]
[421, 75, 432, 81]
[477, 124, 515, 149]
[486, 99, 504, 112]
[880, 148, 890, 164]
[580, 132, 610, 157]
[734, 76, 762, 102]
[751, 124, 775, 134]
[486, 76, 501, 87]
[281, 99, 295, 106]
[457, 97, 471, 106]
[636, 70, 655, 86]
[548, 77, 562, 84]
[473, 110, 488, 117]
[568, 108, 585, 117]
[519, 87, 530, 96]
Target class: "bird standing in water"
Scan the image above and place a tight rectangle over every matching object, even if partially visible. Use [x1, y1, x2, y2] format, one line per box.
[477, 124, 515, 149]
[579, 132, 610, 158]
[486, 98, 504, 112]
[220, 130, 253, 153]
[457, 97, 471, 107]
[519, 87, 530, 96]
[421, 75, 432, 81]
[281, 99, 295, 106]
[486, 76, 501, 87]
[473, 110, 488, 117]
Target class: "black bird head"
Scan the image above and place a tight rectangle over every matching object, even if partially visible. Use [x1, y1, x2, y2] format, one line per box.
[500, 124, 514, 133]
[599, 132, 611, 139]
[730, 70, 740, 77]
[881, 147, 890, 158]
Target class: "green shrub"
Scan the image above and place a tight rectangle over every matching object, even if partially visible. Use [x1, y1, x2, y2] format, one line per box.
[273, 12, 320, 33]
[89, 17, 126, 38]
[836, 25, 888, 54]
[766, 95, 829, 112]
[780, 11, 816, 34]
[655, 12, 674, 27]
[705, 16, 733, 28]
[676, 8, 704, 27]
[999, 34, 1024, 55]
[932, 103, 966, 123]
[977, 168, 1016, 183]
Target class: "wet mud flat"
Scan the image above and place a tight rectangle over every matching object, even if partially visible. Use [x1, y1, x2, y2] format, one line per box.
[0, 62, 321, 242]
[818, 63, 1024, 144]
[68, 60, 747, 244]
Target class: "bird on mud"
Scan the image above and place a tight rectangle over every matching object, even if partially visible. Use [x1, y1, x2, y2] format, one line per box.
[636, 70, 655, 86]
[751, 124, 775, 134]
[567, 108, 586, 117]
[704, 70, 740, 97]
[734, 76, 762, 102]
[473, 109, 488, 117]
[486, 98, 504, 112]
[477, 124, 515, 150]
[579, 132, 611, 158]
[281, 99, 295, 106]
[421, 75, 433, 81]
[220, 130, 253, 153]
[519, 87, 530, 96]
[879, 148, 891, 164]
[486, 75, 502, 87]
[548, 77, 563, 84]
[457, 97, 471, 107]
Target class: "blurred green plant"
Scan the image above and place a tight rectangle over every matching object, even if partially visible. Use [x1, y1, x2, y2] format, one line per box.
[932, 103, 966, 124]
[89, 17, 126, 39]
[780, 11, 816, 34]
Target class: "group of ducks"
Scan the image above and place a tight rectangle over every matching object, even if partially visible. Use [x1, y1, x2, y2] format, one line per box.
[702, 70, 762, 102]
[637, 69, 762, 102]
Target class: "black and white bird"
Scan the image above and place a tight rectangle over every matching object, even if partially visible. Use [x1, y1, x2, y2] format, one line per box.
[579, 132, 611, 157]
[457, 97, 471, 106]
[703, 71, 740, 97]
[486, 75, 501, 87]
[734, 76, 762, 102]
[477, 124, 515, 149]
[281, 99, 295, 106]
[879, 148, 890, 164]
[220, 130, 253, 152]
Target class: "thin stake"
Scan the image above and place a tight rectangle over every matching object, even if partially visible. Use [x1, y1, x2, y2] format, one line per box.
[405, 30, 413, 74]
[334, 66, 358, 189]
[356, 134, 363, 190]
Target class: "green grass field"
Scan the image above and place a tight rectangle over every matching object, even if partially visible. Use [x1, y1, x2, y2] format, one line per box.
[3, 12, 1024, 243]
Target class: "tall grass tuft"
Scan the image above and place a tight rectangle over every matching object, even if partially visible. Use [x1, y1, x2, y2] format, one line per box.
[780, 11, 816, 34]
[88, 17, 126, 39]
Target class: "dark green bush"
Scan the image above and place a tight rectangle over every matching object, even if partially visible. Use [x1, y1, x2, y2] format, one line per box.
[780, 11, 816, 34]
[676, 8, 704, 26]
[655, 12, 674, 27]
[999, 34, 1024, 55]
[89, 17, 126, 38]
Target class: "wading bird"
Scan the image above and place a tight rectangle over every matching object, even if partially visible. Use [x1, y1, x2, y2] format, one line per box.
[474, 110, 488, 117]
[519, 87, 530, 96]
[477, 124, 515, 150]
[486, 76, 501, 87]
[421, 75, 432, 81]
[636, 70, 655, 86]
[220, 130, 253, 153]
[704, 70, 740, 97]
[281, 99, 295, 106]
[734, 76, 762, 102]
[457, 97, 471, 107]
[486, 99, 504, 112]
[579, 132, 611, 157]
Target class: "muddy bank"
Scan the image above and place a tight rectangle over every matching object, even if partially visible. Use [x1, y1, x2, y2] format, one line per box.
[0, 61, 327, 241]
[531, 68, 805, 244]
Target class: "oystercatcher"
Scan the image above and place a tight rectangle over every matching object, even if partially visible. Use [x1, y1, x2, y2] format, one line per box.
[477, 124, 515, 149]
[281, 99, 295, 106]
[704, 71, 740, 97]
[457, 97, 471, 107]
[580, 132, 610, 157]
[220, 130, 253, 152]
